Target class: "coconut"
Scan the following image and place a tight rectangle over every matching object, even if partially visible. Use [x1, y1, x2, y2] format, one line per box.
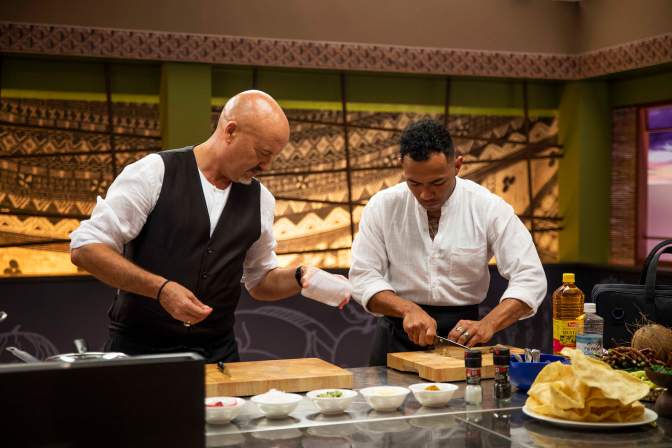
[631, 324, 672, 363]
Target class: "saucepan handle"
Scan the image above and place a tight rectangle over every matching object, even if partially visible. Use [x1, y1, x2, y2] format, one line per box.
[6, 346, 40, 363]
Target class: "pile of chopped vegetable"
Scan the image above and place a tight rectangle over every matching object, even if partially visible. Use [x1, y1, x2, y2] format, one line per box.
[317, 390, 343, 398]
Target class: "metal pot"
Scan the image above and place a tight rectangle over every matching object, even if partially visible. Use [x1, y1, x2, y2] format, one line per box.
[7, 338, 127, 363]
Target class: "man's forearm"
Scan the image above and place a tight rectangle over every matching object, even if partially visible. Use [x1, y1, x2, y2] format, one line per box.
[367, 290, 422, 317]
[480, 298, 532, 333]
[71, 243, 165, 299]
[248, 267, 300, 301]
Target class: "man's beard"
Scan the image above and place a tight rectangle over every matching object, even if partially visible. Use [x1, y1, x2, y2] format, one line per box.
[237, 166, 261, 185]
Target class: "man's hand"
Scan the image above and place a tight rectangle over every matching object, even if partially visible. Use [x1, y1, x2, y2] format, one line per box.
[158, 281, 213, 325]
[301, 266, 350, 309]
[446, 299, 532, 347]
[447, 319, 496, 348]
[402, 306, 437, 346]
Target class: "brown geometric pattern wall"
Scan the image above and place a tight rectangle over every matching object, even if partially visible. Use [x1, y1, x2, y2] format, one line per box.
[0, 96, 560, 275]
[235, 108, 561, 268]
[0, 97, 160, 275]
[1, 22, 671, 80]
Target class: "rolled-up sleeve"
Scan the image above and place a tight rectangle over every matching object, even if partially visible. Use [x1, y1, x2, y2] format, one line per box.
[488, 200, 547, 318]
[349, 196, 395, 314]
[69, 154, 163, 253]
[242, 185, 279, 291]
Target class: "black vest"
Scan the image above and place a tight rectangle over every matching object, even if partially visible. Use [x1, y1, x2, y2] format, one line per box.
[109, 147, 261, 346]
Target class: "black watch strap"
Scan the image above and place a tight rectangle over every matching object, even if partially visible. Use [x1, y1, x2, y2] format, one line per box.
[295, 266, 303, 288]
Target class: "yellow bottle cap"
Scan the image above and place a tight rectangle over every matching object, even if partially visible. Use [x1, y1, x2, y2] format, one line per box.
[563, 273, 575, 283]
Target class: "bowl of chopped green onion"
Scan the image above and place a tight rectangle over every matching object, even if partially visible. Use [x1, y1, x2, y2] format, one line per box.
[307, 389, 358, 414]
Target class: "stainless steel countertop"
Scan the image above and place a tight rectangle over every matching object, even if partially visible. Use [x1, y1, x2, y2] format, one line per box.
[205, 366, 672, 447]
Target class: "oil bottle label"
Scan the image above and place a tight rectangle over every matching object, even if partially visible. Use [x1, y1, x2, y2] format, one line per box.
[553, 319, 579, 354]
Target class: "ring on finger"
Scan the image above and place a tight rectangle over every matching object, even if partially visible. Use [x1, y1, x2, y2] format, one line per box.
[455, 326, 464, 333]
[462, 330, 471, 340]
[183, 321, 192, 327]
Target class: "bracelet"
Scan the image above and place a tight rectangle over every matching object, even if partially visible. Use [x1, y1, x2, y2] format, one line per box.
[156, 279, 172, 303]
[294, 266, 304, 288]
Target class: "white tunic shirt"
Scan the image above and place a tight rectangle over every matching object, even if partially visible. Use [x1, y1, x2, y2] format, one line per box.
[69, 153, 279, 291]
[349, 177, 546, 316]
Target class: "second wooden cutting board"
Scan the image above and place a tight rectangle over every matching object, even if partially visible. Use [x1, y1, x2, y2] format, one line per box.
[206, 357, 353, 397]
[387, 346, 524, 382]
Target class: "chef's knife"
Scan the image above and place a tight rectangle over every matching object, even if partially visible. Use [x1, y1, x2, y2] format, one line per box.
[217, 361, 231, 377]
[434, 334, 470, 350]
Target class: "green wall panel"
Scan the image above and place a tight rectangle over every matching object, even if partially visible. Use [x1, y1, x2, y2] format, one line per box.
[558, 81, 611, 263]
[160, 62, 212, 148]
[610, 69, 672, 107]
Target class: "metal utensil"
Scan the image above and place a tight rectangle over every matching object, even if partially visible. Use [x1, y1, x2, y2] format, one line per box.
[6, 346, 40, 363]
[74, 338, 87, 354]
[524, 348, 532, 363]
[217, 361, 231, 377]
[531, 349, 541, 363]
[435, 335, 470, 350]
[7, 339, 127, 363]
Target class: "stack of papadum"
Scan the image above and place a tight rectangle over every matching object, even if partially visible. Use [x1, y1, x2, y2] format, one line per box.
[526, 348, 650, 422]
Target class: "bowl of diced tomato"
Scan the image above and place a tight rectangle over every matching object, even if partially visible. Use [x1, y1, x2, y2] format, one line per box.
[205, 396, 246, 424]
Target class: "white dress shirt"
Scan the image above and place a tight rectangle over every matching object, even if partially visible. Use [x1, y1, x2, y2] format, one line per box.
[349, 177, 546, 317]
[70, 153, 279, 291]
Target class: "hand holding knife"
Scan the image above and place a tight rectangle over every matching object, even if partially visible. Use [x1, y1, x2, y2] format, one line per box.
[434, 334, 470, 350]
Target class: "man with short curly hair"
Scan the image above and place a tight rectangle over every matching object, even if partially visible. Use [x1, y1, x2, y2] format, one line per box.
[350, 119, 546, 366]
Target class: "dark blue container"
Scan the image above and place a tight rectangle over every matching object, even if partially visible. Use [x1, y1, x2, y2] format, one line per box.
[509, 354, 570, 391]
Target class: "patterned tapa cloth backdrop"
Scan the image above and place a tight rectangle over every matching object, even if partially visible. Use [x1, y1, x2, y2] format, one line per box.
[0, 98, 559, 275]
[239, 108, 560, 268]
[0, 97, 160, 275]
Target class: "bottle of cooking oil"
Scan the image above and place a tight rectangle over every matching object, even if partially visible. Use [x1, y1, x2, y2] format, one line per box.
[552, 273, 585, 355]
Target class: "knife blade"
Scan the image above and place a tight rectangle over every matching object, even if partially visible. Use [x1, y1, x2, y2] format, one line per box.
[434, 335, 470, 350]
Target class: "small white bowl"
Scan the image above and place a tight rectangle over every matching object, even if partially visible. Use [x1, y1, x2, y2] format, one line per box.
[205, 396, 246, 424]
[251, 390, 303, 419]
[408, 383, 458, 408]
[306, 388, 358, 415]
[359, 386, 410, 412]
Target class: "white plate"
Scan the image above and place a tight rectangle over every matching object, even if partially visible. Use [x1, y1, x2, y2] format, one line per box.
[522, 405, 658, 429]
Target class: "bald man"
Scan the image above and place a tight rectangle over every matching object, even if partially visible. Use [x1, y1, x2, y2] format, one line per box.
[70, 90, 348, 362]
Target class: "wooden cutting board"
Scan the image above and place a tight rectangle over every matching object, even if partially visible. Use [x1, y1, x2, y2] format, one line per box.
[388, 346, 524, 382]
[205, 357, 353, 397]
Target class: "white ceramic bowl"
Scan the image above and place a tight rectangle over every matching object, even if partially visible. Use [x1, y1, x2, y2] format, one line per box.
[359, 386, 410, 412]
[408, 383, 458, 408]
[306, 388, 358, 415]
[251, 391, 303, 419]
[205, 396, 246, 424]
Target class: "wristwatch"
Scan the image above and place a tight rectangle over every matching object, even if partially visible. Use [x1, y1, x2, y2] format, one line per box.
[294, 265, 304, 288]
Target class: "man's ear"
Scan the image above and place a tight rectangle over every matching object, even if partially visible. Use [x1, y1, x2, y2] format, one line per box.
[224, 121, 238, 143]
[454, 155, 464, 174]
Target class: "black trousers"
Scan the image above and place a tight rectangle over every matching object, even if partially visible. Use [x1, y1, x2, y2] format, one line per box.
[368, 304, 479, 366]
[105, 329, 240, 363]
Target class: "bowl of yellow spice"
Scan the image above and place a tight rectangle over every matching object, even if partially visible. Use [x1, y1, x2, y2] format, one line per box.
[409, 383, 458, 408]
